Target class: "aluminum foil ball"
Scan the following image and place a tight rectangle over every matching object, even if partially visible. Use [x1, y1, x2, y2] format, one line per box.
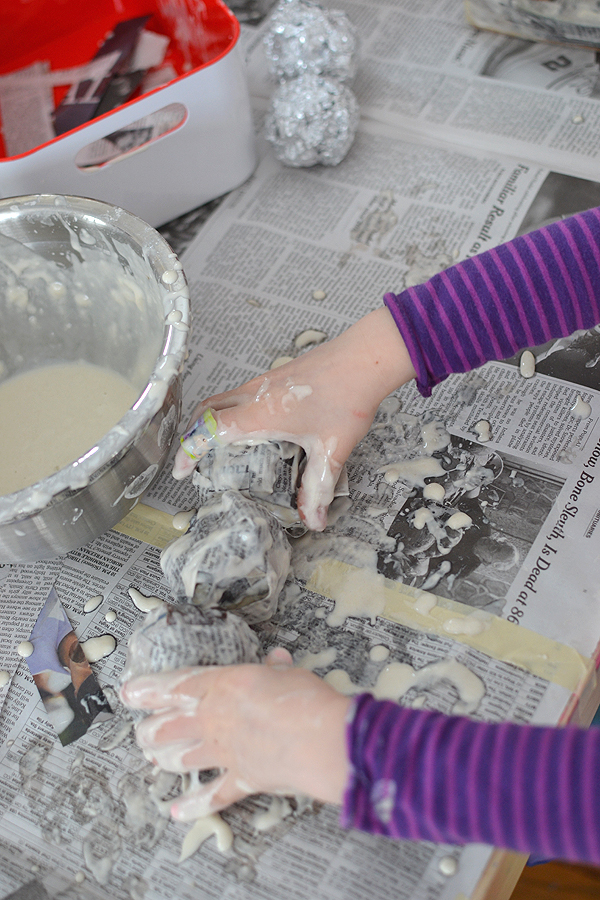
[265, 74, 359, 167]
[264, 0, 358, 83]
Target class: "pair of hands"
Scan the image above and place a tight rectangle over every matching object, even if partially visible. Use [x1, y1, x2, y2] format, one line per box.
[122, 308, 415, 818]
[120, 649, 352, 821]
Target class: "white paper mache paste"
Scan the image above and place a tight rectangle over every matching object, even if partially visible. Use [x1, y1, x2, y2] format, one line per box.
[0, 196, 190, 525]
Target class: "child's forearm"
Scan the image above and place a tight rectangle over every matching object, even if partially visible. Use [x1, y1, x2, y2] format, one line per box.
[335, 305, 416, 401]
[344, 694, 600, 863]
[386, 206, 600, 396]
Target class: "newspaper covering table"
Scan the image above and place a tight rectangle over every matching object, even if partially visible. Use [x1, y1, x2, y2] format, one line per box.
[2, 1, 600, 898]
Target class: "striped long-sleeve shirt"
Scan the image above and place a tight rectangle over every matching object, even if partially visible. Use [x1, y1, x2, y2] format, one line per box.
[343, 208, 600, 862]
[343, 696, 600, 864]
[384, 206, 600, 396]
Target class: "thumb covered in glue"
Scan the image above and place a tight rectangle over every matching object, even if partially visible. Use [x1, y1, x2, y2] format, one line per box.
[296, 441, 343, 532]
[264, 647, 293, 669]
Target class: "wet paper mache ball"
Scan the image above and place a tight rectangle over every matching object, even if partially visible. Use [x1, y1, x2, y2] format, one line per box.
[265, 74, 359, 167]
[192, 439, 305, 532]
[160, 490, 291, 625]
[264, 0, 358, 83]
[121, 602, 261, 686]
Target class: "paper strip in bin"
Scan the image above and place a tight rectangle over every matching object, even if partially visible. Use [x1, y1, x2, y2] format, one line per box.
[53, 16, 150, 135]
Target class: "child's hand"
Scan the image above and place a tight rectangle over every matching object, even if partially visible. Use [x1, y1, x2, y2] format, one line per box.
[173, 307, 415, 530]
[120, 649, 352, 821]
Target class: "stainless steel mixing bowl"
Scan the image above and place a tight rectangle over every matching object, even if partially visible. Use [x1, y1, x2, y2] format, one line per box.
[0, 194, 190, 562]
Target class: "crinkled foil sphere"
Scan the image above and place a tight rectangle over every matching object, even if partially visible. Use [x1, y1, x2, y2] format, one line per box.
[265, 74, 359, 167]
[264, 0, 358, 82]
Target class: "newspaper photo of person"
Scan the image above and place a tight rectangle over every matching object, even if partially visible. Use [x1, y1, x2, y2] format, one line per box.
[25, 587, 112, 745]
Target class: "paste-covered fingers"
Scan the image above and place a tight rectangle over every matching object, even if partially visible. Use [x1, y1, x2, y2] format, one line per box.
[173, 407, 237, 479]
[171, 770, 247, 821]
[187, 363, 323, 443]
[186, 373, 277, 426]
[184, 390, 251, 426]
[144, 739, 205, 773]
[264, 646, 293, 668]
[135, 707, 203, 747]
[135, 711, 226, 774]
[120, 666, 215, 710]
[297, 444, 343, 531]
[200, 390, 254, 413]
[171, 451, 197, 480]
[172, 386, 257, 480]
[172, 393, 270, 479]
[172, 740, 224, 773]
[150, 740, 225, 775]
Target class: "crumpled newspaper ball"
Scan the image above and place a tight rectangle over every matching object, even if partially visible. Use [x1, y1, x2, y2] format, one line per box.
[160, 490, 291, 624]
[120, 602, 261, 686]
[265, 74, 359, 167]
[264, 0, 358, 82]
[192, 439, 305, 531]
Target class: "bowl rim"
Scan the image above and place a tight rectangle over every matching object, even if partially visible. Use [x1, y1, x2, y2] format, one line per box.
[0, 193, 190, 525]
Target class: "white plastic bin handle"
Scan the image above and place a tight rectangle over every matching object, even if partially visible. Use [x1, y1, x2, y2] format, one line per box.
[75, 102, 187, 169]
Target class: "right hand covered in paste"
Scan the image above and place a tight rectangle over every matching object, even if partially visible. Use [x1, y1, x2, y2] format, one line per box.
[120, 648, 352, 821]
[173, 307, 415, 530]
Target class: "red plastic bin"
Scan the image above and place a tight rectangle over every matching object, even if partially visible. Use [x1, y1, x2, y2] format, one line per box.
[0, 0, 257, 225]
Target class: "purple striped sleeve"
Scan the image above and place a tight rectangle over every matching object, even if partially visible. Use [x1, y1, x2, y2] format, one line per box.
[384, 206, 600, 396]
[341, 694, 600, 864]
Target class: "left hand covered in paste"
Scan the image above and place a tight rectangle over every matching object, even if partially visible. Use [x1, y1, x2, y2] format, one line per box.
[120, 649, 352, 821]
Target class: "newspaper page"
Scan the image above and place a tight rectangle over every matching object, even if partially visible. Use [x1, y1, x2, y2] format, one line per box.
[245, 0, 600, 183]
[2, 2, 600, 899]
[3, 124, 583, 897]
[0, 498, 578, 900]
[148, 118, 600, 653]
